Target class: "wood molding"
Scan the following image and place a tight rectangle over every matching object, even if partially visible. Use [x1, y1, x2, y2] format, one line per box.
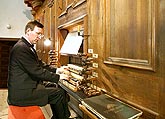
[58, 0, 87, 18]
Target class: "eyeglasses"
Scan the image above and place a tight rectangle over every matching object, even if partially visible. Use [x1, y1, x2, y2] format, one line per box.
[35, 31, 44, 38]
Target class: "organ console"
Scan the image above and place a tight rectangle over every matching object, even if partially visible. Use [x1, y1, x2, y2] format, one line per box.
[55, 53, 143, 119]
[47, 29, 142, 119]
[56, 53, 101, 97]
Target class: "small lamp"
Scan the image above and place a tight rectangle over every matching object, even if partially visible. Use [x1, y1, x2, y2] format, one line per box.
[44, 38, 51, 46]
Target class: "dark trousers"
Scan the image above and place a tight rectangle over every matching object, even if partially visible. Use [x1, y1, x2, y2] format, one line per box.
[45, 85, 70, 119]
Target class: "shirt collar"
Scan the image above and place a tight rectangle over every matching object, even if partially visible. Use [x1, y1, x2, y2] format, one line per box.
[22, 36, 32, 45]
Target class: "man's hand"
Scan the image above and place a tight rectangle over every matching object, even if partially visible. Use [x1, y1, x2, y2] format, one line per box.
[56, 66, 69, 74]
[59, 73, 69, 80]
[57, 66, 71, 81]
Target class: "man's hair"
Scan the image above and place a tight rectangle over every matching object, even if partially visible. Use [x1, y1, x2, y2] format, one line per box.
[25, 20, 44, 33]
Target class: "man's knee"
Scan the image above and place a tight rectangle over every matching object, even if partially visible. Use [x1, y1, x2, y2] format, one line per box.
[58, 88, 70, 102]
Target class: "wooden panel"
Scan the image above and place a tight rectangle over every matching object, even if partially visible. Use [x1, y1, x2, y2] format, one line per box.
[57, 0, 87, 27]
[44, 7, 51, 63]
[87, 0, 161, 118]
[104, 0, 156, 71]
[159, 0, 165, 118]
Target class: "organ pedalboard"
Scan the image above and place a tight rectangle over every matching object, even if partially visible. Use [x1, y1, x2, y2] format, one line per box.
[59, 53, 101, 97]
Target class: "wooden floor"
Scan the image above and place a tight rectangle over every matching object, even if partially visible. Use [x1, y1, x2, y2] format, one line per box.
[0, 89, 78, 119]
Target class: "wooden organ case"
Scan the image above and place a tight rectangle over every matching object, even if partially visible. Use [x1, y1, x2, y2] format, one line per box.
[57, 8, 102, 117]
[55, 1, 142, 118]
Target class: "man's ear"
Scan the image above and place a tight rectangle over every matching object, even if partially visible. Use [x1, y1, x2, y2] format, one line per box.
[26, 28, 32, 35]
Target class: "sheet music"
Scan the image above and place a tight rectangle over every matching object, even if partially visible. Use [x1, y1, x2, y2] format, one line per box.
[60, 31, 83, 55]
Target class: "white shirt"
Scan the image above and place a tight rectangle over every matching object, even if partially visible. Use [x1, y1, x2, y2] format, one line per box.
[22, 36, 36, 50]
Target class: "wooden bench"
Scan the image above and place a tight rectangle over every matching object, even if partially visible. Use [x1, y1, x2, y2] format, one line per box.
[8, 105, 45, 119]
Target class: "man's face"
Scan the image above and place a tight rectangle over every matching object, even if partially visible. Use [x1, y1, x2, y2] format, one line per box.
[27, 26, 44, 44]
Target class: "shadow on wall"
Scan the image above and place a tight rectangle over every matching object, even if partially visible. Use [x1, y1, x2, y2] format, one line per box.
[23, 9, 33, 20]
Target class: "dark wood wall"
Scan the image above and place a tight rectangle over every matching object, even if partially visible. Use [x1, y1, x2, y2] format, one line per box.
[24, 0, 165, 118]
[0, 39, 17, 88]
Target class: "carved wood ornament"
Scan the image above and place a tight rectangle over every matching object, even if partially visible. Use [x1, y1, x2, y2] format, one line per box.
[24, 0, 45, 15]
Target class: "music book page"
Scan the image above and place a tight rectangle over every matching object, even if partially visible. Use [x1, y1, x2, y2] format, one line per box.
[60, 31, 83, 55]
